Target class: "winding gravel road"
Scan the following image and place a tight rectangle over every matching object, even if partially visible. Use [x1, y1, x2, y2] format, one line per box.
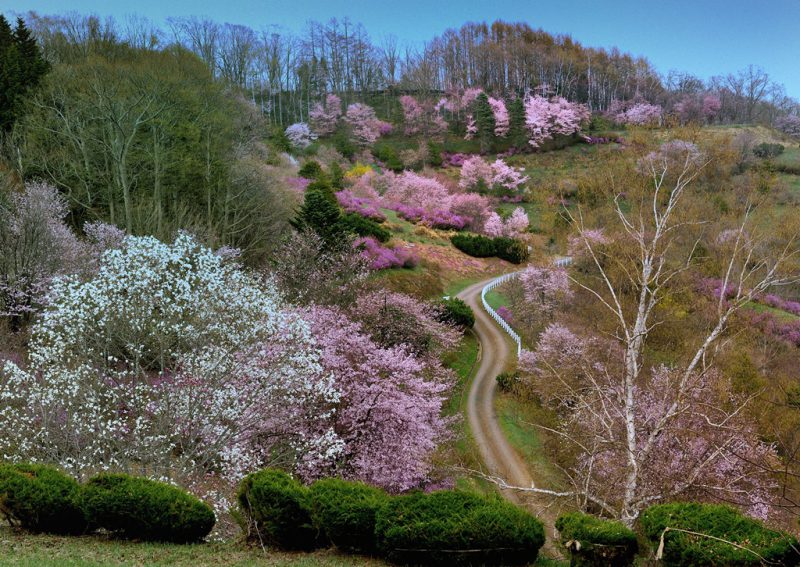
[457, 277, 559, 552]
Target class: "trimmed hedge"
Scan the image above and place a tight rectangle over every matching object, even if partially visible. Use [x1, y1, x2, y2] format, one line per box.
[339, 213, 391, 242]
[82, 473, 215, 543]
[308, 478, 389, 553]
[375, 490, 545, 566]
[439, 297, 475, 329]
[555, 512, 638, 566]
[237, 469, 323, 551]
[639, 503, 800, 566]
[0, 463, 86, 534]
[451, 233, 529, 264]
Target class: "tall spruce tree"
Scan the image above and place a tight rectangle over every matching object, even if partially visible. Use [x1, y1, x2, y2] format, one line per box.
[0, 16, 49, 132]
[474, 92, 496, 154]
[508, 96, 527, 149]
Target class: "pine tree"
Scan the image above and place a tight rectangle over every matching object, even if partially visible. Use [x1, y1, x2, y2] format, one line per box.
[291, 179, 343, 246]
[13, 18, 49, 89]
[0, 16, 49, 132]
[474, 92, 496, 154]
[508, 97, 526, 149]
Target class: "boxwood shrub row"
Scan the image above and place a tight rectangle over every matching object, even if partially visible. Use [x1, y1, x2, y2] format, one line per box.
[0, 463, 214, 543]
[237, 469, 545, 565]
[451, 233, 529, 264]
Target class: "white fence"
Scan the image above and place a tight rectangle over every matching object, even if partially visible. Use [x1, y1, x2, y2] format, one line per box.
[480, 256, 572, 358]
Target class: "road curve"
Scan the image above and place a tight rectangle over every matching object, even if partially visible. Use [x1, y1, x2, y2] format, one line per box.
[457, 277, 559, 551]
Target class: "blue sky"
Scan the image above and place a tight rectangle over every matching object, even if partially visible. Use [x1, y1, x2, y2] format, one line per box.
[7, 0, 800, 98]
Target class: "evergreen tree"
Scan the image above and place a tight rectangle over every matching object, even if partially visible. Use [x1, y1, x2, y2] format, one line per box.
[474, 92, 496, 153]
[291, 179, 343, 246]
[508, 97, 527, 149]
[0, 16, 49, 132]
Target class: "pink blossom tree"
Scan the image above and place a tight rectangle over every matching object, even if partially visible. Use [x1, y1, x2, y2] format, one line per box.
[489, 97, 509, 137]
[448, 193, 491, 232]
[482, 212, 504, 237]
[298, 306, 453, 491]
[399, 95, 424, 135]
[344, 102, 389, 146]
[608, 99, 662, 126]
[383, 171, 451, 213]
[524, 95, 590, 148]
[518, 265, 571, 314]
[776, 115, 800, 139]
[309, 94, 342, 137]
[459, 156, 529, 193]
[0, 182, 86, 328]
[504, 207, 530, 236]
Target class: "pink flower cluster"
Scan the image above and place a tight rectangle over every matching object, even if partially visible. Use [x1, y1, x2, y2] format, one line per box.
[335, 190, 386, 221]
[443, 152, 469, 167]
[387, 203, 465, 230]
[608, 99, 662, 126]
[458, 155, 529, 192]
[496, 306, 513, 322]
[286, 176, 311, 192]
[354, 236, 418, 270]
[524, 95, 590, 148]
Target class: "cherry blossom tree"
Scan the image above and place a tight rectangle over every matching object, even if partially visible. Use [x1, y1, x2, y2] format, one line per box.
[518, 265, 572, 314]
[524, 95, 590, 148]
[776, 115, 800, 139]
[399, 95, 424, 135]
[344, 102, 390, 146]
[285, 122, 318, 149]
[309, 94, 342, 136]
[489, 97, 510, 137]
[608, 99, 662, 126]
[449, 193, 491, 232]
[0, 182, 86, 328]
[483, 207, 529, 237]
[298, 306, 453, 491]
[383, 171, 451, 213]
[459, 156, 529, 192]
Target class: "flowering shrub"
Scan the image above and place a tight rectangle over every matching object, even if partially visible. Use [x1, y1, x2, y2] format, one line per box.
[285, 122, 318, 149]
[354, 236, 417, 270]
[448, 193, 491, 232]
[0, 233, 340, 483]
[286, 176, 312, 192]
[336, 190, 386, 221]
[483, 208, 529, 237]
[496, 306, 513, 322]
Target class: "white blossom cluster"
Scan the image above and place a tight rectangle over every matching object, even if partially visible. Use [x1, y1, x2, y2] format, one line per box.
[0, 233, 340, 483]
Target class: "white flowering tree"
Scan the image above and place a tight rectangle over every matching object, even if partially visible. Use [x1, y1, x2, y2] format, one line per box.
[0, 233, 340, 483]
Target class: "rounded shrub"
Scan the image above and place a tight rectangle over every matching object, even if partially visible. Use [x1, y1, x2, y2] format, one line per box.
[375, 490, 545, 566]
[639, 502, 800, 566]
[82, 473, 215, 543]
[555, 512, 638, 566]
[339, 213, 391, 242]
[0, 462, 85, 534]
[493, 237, 529, 264]
[237, 468, 323, 551]
[451, 233, 497, 258]
[298, 160, 324, 180]
[308, 478, 389, 553]
[439, 297, 475, 330]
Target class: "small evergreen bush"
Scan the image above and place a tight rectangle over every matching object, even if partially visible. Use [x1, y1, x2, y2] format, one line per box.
[298, 160, 324, 180]
[308, 478, 389, 553]
[639, 502, 800, 566]
[0, 463, 85, 534]
[375, 490, 545, 566]
[555, 512, 638, 566]
[451, 234, 529, 264]
[82, 473, 215, 543]
[237, 469, 323, 550]
[339, 213, 391, 242]
[439, 297, 475, 329]
[493, 237, 529, 264]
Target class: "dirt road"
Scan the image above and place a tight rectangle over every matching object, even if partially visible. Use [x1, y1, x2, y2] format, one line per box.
[457, 278, 560, 553]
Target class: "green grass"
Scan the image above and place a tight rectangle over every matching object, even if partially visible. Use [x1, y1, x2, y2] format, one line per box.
[0, 527, 387, 567]
[484, 288, 510, 312]
[747, 301, 800, 323]
[495, 393, 567, 493]
[443, 276, 483, 297]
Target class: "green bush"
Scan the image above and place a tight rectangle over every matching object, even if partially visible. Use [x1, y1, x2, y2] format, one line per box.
[237, 469, 323, 551]
[373, 143, 404, 172]
[639, 502, 800, 566]
[82, 473, 214, 543]
[753, 142, 785, 159]
[339, 213, 391, 242]
[493, 237, 529, 264]
[451, 234, 529, 264]
[333, 129, 356, 159]
[555, 512, 638, 566]
[329, 161, 345, 190]
[0, 463, 85, 534]
[426, 141, 443, 167]
[439, 297, 475, 329]
[451, 233, 498, 258]
[308, 478, 388, 553]
[298, 160, 324, 180]
[375, 490, 545, 566]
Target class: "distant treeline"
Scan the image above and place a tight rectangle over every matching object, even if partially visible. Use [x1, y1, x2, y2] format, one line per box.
[12, 12, 799, 126]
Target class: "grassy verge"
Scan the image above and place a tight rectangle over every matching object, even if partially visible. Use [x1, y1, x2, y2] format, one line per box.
[0, 527, 388, 567]
[495, 392, 567, 493]
[484, 288, 510, 312]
